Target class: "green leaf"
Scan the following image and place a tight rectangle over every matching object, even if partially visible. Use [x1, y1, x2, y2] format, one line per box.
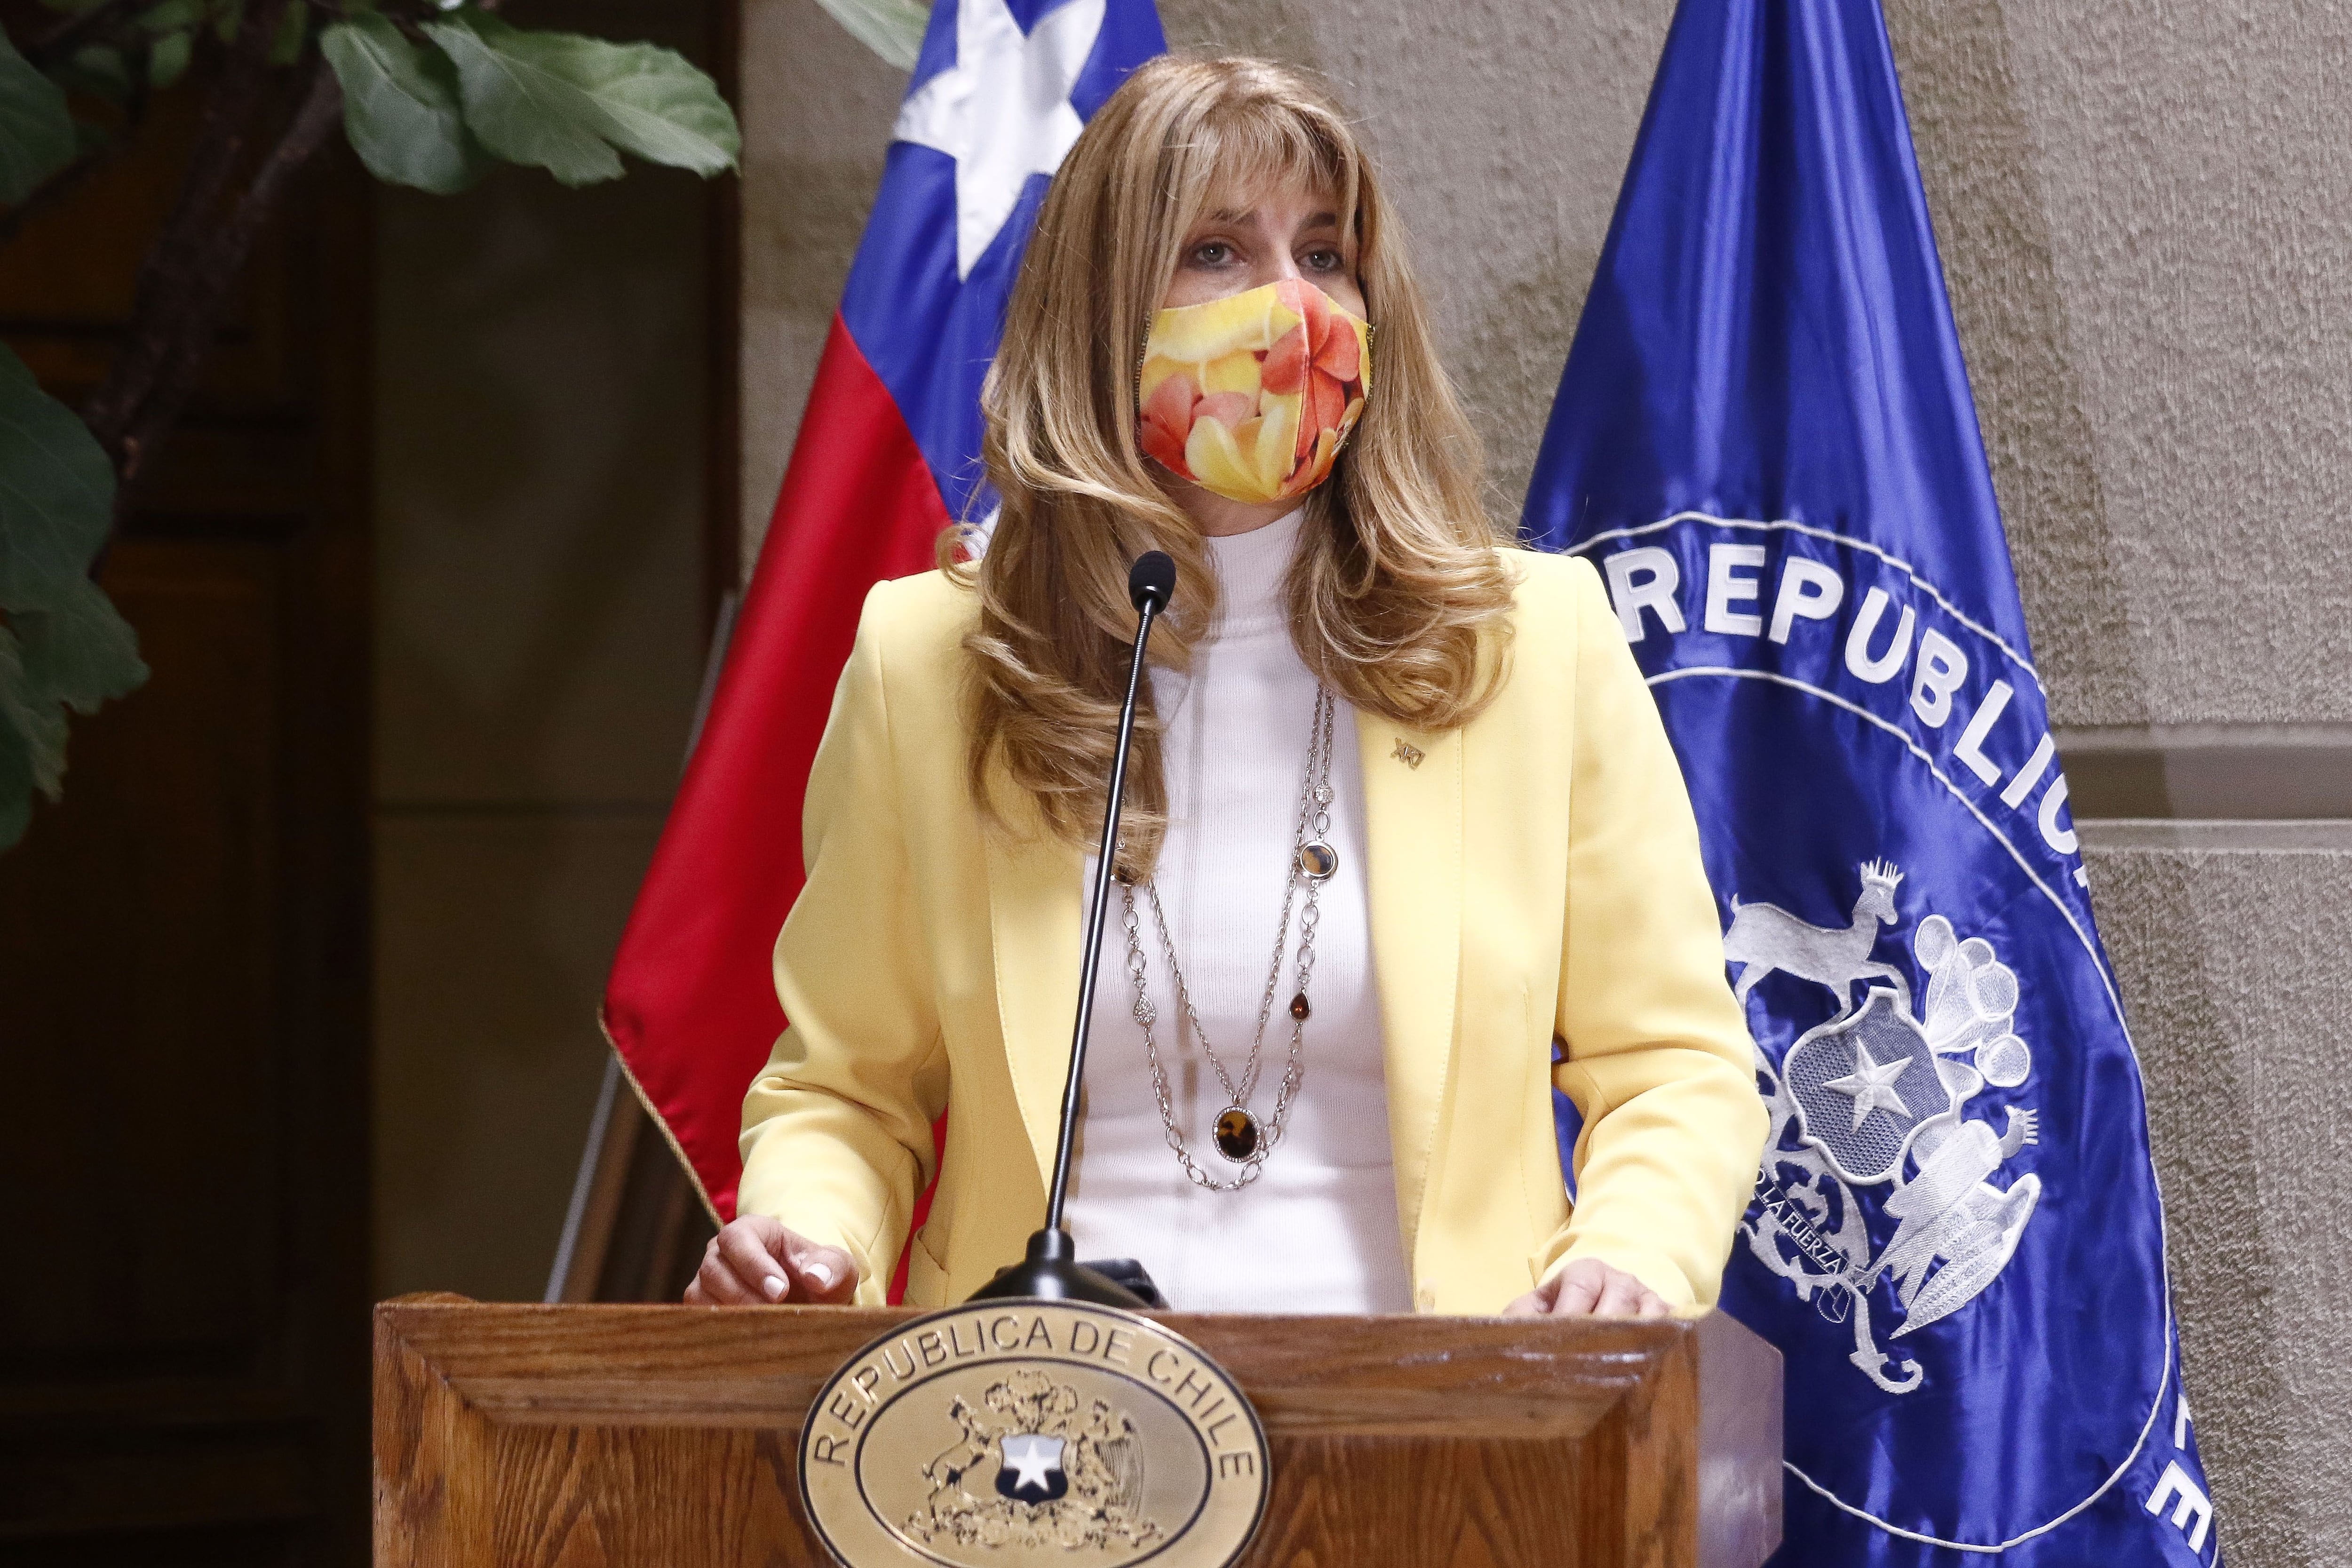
[0, 625, 66, 809]
[148, 28, 192, 89]
[810, 0, 926, 72]
[321, 15, 487, 194]
[586, 42, 742, 174]
[56, 43, 131, 103]
[0, 655, 39, 844]
[0, 24, 79, 203]
[422, 14, 738, 188]
[0, 343, 114, 604]
[0, 342, 144, 851]
[138, 0, 206, 34]
[16, 575, 145, 714]
[267, 0, 305, 67]
[421, 15, 616, 185]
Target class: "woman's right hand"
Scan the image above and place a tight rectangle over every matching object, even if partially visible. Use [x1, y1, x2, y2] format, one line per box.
[684, 1214, 861, 1305]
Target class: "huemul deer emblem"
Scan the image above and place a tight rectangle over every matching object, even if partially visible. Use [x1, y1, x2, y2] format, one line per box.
[1724, 860, 1911, 1011]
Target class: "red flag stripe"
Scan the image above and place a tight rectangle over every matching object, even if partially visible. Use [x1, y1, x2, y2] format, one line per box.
[604, 312, 949, 1223]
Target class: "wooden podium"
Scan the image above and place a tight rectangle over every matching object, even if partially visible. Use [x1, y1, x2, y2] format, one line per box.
[375, 1295, 1780, 1568]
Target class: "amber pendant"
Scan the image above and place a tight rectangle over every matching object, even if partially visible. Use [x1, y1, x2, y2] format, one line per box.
[1289, 991, 1311, 1020]
[1214, 1106, 1261, 1162]
[1297, 841, 1337, 881]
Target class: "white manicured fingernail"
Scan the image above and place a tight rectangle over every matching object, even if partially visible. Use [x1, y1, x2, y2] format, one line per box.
[805, 1263, 836, 1291]
[762, 1274, 786, 1300]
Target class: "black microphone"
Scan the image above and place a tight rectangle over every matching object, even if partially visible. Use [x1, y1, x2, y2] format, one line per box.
[969, 552, 1176, 1308]
[1128, 548, 1176, 614]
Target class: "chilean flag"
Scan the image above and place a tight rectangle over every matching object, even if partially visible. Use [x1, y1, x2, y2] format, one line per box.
[603, 0, 1167, 1225]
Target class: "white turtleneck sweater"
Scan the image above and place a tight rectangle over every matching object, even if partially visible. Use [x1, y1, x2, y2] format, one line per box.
[1065, 509, 1412, 1314]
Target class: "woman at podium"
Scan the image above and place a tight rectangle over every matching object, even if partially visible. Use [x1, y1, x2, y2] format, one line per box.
[689, 56, 1767, 1319]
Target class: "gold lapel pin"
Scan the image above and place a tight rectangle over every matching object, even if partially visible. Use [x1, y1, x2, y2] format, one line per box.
[1391, 738, 1424, 769]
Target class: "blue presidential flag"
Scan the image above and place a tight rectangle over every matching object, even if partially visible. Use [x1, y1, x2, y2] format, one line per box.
[1525, 0, 2221, 1562]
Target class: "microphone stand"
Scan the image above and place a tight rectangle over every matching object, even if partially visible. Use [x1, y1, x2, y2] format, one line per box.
[968, 553, 1176, 1308]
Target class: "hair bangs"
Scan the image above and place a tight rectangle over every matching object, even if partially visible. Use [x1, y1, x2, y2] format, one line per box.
[1162, 83, 1365, 271]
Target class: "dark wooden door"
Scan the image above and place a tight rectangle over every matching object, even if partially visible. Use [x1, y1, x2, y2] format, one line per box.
[0, 74, 372, 1568]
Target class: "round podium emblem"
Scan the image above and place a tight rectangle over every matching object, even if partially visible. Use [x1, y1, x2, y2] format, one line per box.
[798, 1301, 1268, 1568]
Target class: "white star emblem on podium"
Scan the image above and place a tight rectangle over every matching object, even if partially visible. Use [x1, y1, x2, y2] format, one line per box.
[1002, 1433, 1059, 1491]
[893, 0, 1108, 279]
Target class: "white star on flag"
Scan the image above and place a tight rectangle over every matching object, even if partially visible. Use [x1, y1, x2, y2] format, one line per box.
[1824, 1039, 1915, 1131]
[893, 0, 1109, 279]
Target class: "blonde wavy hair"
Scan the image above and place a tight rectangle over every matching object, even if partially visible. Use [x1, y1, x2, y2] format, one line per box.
[951, 54, 1516, 864]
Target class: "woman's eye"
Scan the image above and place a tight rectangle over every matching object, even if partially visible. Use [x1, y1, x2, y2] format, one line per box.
[1304, 248, 1343, 272]
[1190, 241, 1232, 267]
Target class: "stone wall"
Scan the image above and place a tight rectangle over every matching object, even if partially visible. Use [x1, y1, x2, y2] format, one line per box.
[736, 2, 2352, 1559]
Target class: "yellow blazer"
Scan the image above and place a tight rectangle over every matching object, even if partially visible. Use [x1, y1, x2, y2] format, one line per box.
[739, 549, 1766, 1313]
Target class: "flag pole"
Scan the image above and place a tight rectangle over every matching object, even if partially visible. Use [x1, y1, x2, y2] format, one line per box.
[545, 591, 742, 1304]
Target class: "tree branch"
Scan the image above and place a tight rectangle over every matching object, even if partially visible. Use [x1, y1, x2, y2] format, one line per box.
[112, 58, 344, 502]
[82, 0, 294, 469]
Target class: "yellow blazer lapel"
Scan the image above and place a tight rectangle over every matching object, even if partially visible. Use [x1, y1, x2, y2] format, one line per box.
[980, 817, 1084, 1190]
[1358, 716, 1464, 1272]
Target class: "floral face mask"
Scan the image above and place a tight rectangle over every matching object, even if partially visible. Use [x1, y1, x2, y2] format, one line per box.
[1137, 278, 1373, 504]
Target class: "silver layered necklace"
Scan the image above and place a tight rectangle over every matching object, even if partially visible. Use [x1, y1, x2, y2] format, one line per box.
[1118, 685, 1339, 1192]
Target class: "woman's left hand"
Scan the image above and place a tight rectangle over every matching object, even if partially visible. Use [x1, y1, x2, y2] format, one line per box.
[1503, 1258, 1670, 1319]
